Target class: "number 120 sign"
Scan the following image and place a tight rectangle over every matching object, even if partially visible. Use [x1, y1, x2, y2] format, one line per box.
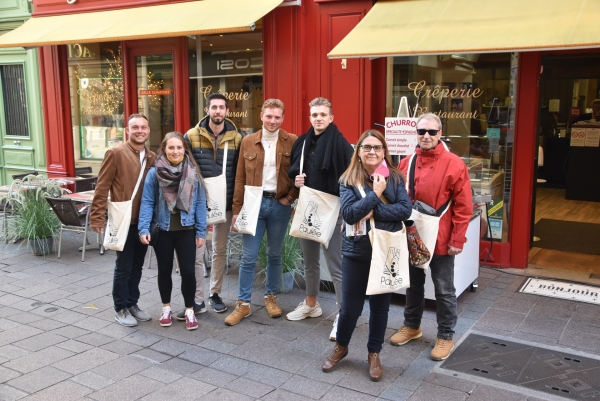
[384, 117, 418, 155]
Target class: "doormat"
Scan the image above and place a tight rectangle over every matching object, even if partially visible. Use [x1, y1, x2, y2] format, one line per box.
[533, 219, 600, 256]
[520, 278, 600, 305]
[441, 333, 600, 400]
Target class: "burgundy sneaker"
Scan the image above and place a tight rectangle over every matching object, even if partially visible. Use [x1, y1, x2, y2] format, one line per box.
[159, 308, 172, 327]
[185, 310, 198, 331]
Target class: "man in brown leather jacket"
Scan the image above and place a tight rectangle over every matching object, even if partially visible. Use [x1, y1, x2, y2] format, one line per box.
[91, 114, 157, 327]
[225, 99, 298, 326]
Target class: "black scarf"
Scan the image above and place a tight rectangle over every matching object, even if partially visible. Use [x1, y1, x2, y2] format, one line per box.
[289, 123, 351, 193]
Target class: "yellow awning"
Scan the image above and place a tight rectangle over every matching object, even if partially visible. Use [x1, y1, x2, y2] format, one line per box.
[0, 0, 282, 49]
[329, 0, 600, 58]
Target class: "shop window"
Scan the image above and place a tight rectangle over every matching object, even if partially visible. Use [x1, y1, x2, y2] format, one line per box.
[188, 25, 263, 135]
[386, 53, 518, 242]
[0, 64, 29, 137]
[67, 42, 124, 161]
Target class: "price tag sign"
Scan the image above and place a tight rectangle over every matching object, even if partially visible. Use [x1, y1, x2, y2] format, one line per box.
[487, 127, 501, 138]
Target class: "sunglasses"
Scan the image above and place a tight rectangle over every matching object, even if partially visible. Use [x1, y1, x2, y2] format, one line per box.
[416, 129, 440, 136]
[360, 145, 384, 152]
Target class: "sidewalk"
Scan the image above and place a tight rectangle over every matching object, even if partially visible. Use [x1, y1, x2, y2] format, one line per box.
[0, 233, 598, 400]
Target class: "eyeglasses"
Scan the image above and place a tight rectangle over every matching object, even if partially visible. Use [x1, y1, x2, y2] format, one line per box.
[360, 145, 384, 152]
[416, 129, 440, 136]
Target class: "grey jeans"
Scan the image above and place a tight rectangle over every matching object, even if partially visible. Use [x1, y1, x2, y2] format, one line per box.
[403, 254, 457, 340]
[299, 213, 343, 307]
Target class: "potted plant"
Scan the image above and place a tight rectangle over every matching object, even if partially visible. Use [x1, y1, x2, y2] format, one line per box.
[256, 221, 304, 294]
[1, 175, 70, 255]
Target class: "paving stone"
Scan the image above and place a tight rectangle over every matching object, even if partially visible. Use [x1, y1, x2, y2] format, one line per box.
[100, 340, 143, 355]
[0, 365, 21, 383]
[476, 308, 526, 331]
[197, 338, 237, 354]
[91, 355, 154, 381]
[491, 296, 537, 314]
[0, 318, 21, 330]
[157, 357, 203, 376]
[7, 365, 72, 393]
[138, 365, 182, 384]
[178, 346, 222, 367]
[149, 338, 192, 356]
[130, 348, 172, 364]
[122, 329, 163, 347]
[379, 386, 413, 401]
[0, 384, 27, 401]
[86, 374, 161, 401]
[23, 380, 93, 401]
[320, 385, 378, 401]
[140, 376, 216, 401]
[559, 329, 600, 355]
[71, 371, 116, 390]
[197, 387, 254, 401]
[391, 375, 423, 391]
[279, 374, 331, 399]
[4, 346, 74, 374]
[466, 384, 527, 401]
[0, 324, 43, 345]
[530, 297, 577, 321]
[75, 333, 114, 347]
[0, 344, 30, 360]
[406, 382, 467, 401]
[55, 339, 95, 353]
[243, 363, 293, 388]
[52, 348, 119, 375]
[189, 367, 238, 387]
[517, 314, 567, 339]
[208, 355, 256, 376]
[95, 323, 139, 339]
[423, 372, 476, 393]
[12, 332, 68, 352]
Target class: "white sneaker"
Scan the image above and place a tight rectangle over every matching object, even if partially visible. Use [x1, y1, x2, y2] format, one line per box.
[329, 314, 339, 341]
[285, 300, 323, 321]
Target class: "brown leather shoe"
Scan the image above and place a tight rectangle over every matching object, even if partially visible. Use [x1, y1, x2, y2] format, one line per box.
[390, 326, 422, 346]
[224, 301, 251, 326]
[368, 352, 383, 382]
[264, 294, 282, 318]
[430, 338, 454, 361]
[322, 344, 348, 372]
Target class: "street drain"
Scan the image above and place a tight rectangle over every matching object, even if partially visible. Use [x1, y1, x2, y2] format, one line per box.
[441, 334, 600, 400]
[44, 307, 58, 313]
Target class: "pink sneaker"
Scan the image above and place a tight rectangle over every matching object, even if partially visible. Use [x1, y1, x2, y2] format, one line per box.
[185, 310, 198, 331]
[159, 308, 172, 327]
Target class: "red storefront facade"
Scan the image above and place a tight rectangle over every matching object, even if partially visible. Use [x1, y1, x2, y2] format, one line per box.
[18, 0, 596, 271]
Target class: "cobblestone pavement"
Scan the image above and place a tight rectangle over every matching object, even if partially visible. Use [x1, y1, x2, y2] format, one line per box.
[0, 233, 598, 400]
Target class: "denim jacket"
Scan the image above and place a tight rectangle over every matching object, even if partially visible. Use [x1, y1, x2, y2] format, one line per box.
[138, 167, 207, 239]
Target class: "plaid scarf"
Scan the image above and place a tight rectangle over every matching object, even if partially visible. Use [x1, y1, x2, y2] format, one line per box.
[155, 155, 196, 213]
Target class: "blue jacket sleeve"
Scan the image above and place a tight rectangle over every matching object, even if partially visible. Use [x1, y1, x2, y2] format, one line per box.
[373, 178, 413, 222]
[340, 183, 380, 225]
[194, 180, 207, 239]
[138, 168, 157, 235]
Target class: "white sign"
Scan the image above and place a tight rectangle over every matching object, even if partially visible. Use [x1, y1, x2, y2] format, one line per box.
[488, 218, 502, 240]
[384, 117, 418, 156]
[520, 278, 599, 305]
[570, 128, 586, 147]
[584, 127, 600, 147]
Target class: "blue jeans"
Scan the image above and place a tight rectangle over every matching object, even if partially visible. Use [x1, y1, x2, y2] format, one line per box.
[113, 225, 148, 312]
[336, 256, 392, 353]
[403, 254, 457, 340]
[237, 197, 291, 302]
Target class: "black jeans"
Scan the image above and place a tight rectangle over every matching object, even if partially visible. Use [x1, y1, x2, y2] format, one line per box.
[336, 256, 392, 353]
[113, 225, 148, 312]
[404, 254, 457, 340]
[155, 229, 197, 308]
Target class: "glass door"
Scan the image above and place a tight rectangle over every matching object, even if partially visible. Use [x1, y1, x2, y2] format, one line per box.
[135, 54, 174, 153]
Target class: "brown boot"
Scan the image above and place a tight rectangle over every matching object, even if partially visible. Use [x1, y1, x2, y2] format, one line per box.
[264, 294, 282, 318]
[322, 344, 348, 372]
[390, 326, 422, 346]
[368, 352, 383, 382]
[430, 338, 454, 361]
[224, 301, 251, 326]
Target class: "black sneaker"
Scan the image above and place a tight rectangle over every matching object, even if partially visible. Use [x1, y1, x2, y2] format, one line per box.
[175, 302, 207, 321]
[209, 293, 227, 313]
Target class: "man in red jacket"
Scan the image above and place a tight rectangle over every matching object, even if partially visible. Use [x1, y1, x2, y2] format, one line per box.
[391, 113, 472, 361]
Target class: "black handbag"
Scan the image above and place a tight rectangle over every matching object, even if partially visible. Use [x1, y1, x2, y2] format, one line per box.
[149, 222, 160, 247]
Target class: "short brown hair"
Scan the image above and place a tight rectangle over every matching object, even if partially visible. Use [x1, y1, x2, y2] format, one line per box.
[261, 98, 285, 114]
[128, 113, 148, 123]
[309, 97, 332, 114]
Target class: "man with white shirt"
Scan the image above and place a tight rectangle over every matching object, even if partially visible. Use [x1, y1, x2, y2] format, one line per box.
[226, 99, 298, 326]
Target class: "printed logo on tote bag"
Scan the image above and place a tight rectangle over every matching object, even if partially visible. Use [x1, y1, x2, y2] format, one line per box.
[299, 201, 322, 237]
[105, 220, 120, 246]
[381, 247, 405, 288]
[237, 208, 249, 229]
[206, 196, 223, 221]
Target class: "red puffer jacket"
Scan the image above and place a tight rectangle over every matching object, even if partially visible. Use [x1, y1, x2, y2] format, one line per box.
[399, 143, 473, 255]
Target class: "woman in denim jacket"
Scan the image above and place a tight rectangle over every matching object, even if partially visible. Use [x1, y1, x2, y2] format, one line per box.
[139, 132, 207, 331]
[321, 129, 411, 381]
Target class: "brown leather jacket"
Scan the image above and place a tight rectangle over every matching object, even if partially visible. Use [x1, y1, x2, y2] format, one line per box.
[232, 129, 299, 215]
[91, 142, 157, 228]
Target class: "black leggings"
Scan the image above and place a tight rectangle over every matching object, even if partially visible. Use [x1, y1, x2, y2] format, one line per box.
[155, 229, 196, 308]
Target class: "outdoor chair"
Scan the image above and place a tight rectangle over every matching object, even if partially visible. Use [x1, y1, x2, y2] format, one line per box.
[45, 196, 94, 262]
[12, 171, 38, 180]
[74, 176, 97, 192]
[75, 166, 93, 176]
[226, 231, 243, 274]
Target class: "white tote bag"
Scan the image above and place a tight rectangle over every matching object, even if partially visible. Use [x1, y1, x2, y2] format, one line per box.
[405, 153, 450, 272]
[233, 185, 263, 236]
[103, 159, 146, 251]
[204, 141, 228, 225]
[357, 186, 410, 295]
[289, 141, 341, 248]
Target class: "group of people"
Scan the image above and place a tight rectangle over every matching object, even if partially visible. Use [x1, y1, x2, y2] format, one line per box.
[90, 94, 472, 382]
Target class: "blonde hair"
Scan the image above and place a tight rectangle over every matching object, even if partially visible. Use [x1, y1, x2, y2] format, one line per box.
[340, 129, 404, 188]
[309, 97, 332, 114]
[261, 98, 285, 114]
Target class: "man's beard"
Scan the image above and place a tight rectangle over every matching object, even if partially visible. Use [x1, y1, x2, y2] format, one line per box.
[210, 115, 224, 125]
